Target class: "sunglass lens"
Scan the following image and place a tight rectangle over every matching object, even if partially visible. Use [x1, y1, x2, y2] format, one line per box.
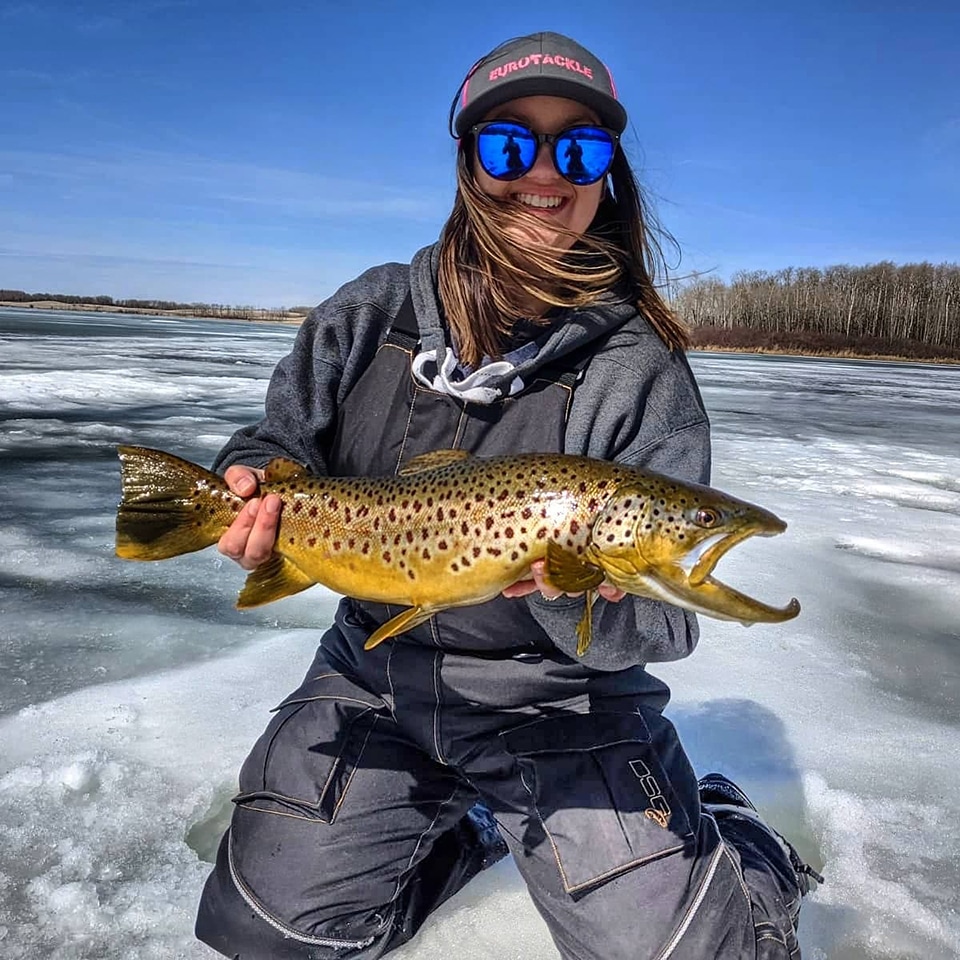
[476, 122, 537, 180]
[554, 127, 615, 185]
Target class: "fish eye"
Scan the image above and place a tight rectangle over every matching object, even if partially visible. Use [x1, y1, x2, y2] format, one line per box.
[694, 508, 720, 528]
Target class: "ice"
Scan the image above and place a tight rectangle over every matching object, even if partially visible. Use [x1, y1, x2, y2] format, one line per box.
[1, 307, 958, 959]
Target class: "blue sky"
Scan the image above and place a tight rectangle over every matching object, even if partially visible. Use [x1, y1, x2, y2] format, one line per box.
[1, 0, 958, 307]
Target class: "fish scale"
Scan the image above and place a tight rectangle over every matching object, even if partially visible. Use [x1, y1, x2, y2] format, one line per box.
[115, 445, 800, 655]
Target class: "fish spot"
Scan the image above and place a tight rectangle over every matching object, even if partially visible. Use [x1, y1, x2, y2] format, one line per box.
[288, 537, 295, 545]
[505, 527, 514, 539]
[388, 508, 397, 522]
[438, 540, 448, 551]
[485, 517, 494, 530]
[329, 498, 339, 510]
[570, 519, 579, 534]
[406, 531, 414, 543]
[510, 551, 518, 561]
[408, 569, 416, 580]
[383, 551, 392, 562]
[308, 537, 317, 547]
[333, 541, 341, 551]
[521, 507, 532, 519]
[451, 562, 459, 572]
[362, 542, 370, 554]
[537, 528, 547, 539]
[472, 546, 481, 558]
[309, 505, 318, 518]
[348, 538, 355, 549]
[422, 548, 431, 560]
[486, 547, 502, 557]
[461, 557, 471, 568]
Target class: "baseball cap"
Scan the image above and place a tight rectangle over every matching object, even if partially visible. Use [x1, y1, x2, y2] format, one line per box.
[451, 32, 627, 138]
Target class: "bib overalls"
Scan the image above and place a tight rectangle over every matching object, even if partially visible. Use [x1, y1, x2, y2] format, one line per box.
[196, 297, 804, 960]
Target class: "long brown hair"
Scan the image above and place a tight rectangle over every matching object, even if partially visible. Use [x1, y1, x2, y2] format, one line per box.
[437, 138, 689, 367]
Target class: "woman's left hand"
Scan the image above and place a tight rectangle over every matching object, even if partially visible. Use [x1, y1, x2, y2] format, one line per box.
[502, 559, 626, 603]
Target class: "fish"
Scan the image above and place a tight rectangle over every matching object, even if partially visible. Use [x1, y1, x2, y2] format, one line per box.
[115, 445, 800, 655]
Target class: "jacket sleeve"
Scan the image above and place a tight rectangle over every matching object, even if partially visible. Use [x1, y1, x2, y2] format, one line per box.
[525, 347, 713, 670]
[212, 308, 343, 477]
[211, 262, 406, 476]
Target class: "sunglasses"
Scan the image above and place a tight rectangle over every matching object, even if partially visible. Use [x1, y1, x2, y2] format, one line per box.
[471, 120, 619, 187]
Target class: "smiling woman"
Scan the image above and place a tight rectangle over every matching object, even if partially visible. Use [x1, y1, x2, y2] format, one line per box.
[192, 30, 817, 960]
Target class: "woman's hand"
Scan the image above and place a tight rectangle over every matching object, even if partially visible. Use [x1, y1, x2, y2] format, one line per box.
[217, 465, 282, 570]
[502, 559, 626, 603]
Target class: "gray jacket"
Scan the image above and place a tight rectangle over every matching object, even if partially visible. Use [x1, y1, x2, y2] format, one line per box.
[214, 243, 712, 669]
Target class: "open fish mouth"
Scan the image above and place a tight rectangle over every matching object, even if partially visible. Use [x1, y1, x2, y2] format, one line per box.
[656, 521, 800, 624]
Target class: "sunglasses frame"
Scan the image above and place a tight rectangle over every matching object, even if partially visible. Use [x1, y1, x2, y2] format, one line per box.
[469, 120, 620, 186]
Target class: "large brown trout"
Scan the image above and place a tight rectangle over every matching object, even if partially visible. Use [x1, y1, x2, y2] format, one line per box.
[115, 445, 800, 655]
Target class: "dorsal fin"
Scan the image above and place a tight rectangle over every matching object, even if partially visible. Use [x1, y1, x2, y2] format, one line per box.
[398, 449, 473, 476]
[264, 457, 312, 483]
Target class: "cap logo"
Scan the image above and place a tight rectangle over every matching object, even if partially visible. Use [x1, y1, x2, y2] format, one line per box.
[489, 54, 594, 82]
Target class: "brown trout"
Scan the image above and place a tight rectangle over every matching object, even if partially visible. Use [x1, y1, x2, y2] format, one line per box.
[115, 445, 800, 655]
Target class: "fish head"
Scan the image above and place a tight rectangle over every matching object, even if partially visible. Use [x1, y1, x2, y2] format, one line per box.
[588, 478, 800, 624]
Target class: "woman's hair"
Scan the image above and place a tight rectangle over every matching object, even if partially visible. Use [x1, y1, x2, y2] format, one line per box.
[437, 137, 689, 367]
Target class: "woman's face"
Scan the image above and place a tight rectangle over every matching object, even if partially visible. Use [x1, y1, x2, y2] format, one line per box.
[472, 95, 605, 251]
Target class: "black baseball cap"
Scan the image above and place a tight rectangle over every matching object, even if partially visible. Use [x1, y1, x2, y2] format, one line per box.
[451, 32, 627, 138]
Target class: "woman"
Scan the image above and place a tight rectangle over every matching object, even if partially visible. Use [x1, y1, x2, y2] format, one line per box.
[195, 31, 816, 960]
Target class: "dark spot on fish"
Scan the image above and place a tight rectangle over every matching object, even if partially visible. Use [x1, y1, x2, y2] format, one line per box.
[388, 508, 396, 522]
[394, 534, 401, 546]
[461, 521, 469, 535]
[485, 517, 494, 530]
[461, 557, 471, 567]
[308, 537, 317, 547]
[607, 534, 615, 542]
[570, 519, 579, 534]
[401, 500, 409, 509]
[472, 546, 481, 558]
[373, 517, 380, 531]
[451, 563, 459, 572]
[362, 543, 370, 554]
[505, 527, 514, 538]
[437, 508, 445, 521]
[348, 538, 355, 549]
[521, 507, 532, 519]
[329, 498, 338, 510]
[487, 547, 502, 557]
[537, 528, 547, 539]
[309, 505, 318, 518]
[408, 569, 416, 580]
[332, 541, 341, 551]
[406, 531, 414, 543]
[288, 537, 295, 545]
[383, 551, 391, 562]
[422, 548, 431, 560]
[438, 540, 448, 551]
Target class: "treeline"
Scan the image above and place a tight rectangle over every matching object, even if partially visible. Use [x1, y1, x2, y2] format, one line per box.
[671, 262, 959, 358]
[0, 288, 310, 321]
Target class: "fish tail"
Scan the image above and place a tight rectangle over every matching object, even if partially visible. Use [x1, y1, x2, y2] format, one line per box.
[115, 445, 240, 560]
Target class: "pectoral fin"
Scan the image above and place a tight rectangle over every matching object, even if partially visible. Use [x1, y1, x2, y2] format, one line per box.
[237, 554, 316, 608]
[544, 541, 606, 592]
[364, 605, 436, 650]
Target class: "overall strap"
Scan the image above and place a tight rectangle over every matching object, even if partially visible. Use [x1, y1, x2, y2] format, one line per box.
[384, 292, 419, 350]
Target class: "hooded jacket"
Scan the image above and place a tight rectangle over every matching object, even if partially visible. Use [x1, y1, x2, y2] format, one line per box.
[214, 243, 711, 669]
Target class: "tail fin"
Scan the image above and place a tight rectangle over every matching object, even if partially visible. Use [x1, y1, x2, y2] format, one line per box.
[115, 445, 240, 561]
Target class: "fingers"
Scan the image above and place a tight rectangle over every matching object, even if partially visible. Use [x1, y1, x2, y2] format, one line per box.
[502, 560, 626, 603]
[218, 465, 279, 570]
[224, 464, 264, 497]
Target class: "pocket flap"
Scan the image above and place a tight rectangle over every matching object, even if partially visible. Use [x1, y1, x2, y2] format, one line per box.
[271, 671, 386, 712]
[502, 710, 651, 756]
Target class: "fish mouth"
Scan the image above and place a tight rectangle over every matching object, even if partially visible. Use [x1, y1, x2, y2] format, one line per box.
[604, 515, 799, 624]
[680, 518, 785, 588]
[669, 519, 798, 623]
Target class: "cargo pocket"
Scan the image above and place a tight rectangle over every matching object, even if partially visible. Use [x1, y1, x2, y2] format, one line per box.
[233, 671, 387, 824]
[502, 711, 696, 896]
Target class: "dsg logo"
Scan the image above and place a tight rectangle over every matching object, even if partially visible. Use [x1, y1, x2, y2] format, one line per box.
[628, 758, 672, 829]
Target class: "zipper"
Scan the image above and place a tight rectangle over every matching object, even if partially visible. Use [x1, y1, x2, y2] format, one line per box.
[228, 831, 376, 951]
[653, 840, 724, 960]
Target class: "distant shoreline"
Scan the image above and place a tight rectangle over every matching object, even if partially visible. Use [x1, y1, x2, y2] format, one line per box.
[0, 300, 307, 325]
[4, 300, 958, 365]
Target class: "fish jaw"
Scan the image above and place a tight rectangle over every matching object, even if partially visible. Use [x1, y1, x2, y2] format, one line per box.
[595, 546, 800, 624]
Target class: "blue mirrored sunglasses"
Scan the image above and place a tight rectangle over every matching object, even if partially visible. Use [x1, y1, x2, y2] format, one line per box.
[471, 120, 619, 186]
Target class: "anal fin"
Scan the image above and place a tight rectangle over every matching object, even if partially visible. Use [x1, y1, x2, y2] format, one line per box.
[237, 553, 316, 608]
[364, 606, 436, 650]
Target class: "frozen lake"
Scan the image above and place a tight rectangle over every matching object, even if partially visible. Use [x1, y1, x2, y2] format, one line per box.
[1, 306, 958, 959]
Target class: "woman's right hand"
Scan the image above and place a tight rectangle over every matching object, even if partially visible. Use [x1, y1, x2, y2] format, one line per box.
[217, 465, 282, 570]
